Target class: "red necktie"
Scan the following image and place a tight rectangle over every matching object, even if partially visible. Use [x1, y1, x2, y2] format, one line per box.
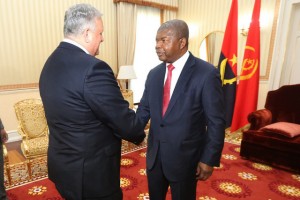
[162, 64, 175, 116]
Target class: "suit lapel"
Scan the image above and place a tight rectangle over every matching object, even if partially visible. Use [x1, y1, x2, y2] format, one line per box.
[163, 54, 196, 118]
[152, 64, 166, 118]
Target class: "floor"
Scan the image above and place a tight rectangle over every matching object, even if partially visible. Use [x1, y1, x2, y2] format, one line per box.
[5, 140, 25, 165]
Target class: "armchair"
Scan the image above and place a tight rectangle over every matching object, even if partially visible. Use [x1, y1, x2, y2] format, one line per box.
[2, 144, 11, 185]
[240, 84, 300, 173]
[14, 98, 49, 179]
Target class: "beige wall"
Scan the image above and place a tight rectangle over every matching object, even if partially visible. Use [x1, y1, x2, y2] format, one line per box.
[0, 89, 40, 132]
[0, 0, 118, 88]
[0, 0, 280, 132]
[0, 0, 118, 131]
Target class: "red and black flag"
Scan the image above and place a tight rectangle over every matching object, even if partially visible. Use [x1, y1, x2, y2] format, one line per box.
[217, 0, 238, 128]
[231, 0, 261, 132]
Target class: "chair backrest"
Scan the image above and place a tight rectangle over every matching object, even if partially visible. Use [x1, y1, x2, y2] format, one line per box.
[14, 98, 48, 139]
[265, 84, 300, 124]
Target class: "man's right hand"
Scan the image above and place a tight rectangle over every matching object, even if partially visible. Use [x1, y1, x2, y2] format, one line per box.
[0, 129, 8, 143]
[133, 131, 146, 145]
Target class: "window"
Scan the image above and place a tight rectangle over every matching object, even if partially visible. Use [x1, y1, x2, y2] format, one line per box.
[131, 6, 161, 103]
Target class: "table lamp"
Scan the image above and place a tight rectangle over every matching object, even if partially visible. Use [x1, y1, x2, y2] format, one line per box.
[117, 65, 137, 108]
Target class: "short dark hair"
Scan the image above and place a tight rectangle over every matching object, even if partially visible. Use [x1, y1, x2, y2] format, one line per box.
[158, 19, 189, 41]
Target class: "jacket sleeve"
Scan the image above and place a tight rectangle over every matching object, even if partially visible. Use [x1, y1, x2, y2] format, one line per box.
[0, 118, 4, 130]
[200, 67, 226, 167]
[136, 71, 151, 127]
[84, 61, 145, 144]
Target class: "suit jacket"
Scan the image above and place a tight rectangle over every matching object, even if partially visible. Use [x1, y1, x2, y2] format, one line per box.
[39, 42, 145, 199]
[137, 52, 225, 181]
[0, 119, 6, 199]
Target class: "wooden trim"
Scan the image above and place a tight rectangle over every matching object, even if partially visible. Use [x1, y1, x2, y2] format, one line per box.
[0, 83, 38, 91]
[113, 0, 178, 11]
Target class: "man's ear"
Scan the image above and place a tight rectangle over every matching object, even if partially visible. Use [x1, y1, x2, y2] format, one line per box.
[179, 38, 187, 49]
[83, 28, 91, 43]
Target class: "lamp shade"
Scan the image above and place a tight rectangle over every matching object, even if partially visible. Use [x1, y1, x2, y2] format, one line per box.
[117, 65, 137, 80]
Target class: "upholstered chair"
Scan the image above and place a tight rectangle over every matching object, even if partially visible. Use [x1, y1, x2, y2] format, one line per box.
[14, 98, 49, 179]
[240, 84, 300, 173]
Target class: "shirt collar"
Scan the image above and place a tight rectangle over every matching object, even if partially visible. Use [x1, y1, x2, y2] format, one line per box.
[166, 51, 190, 70]
[62, 38, 90, 54]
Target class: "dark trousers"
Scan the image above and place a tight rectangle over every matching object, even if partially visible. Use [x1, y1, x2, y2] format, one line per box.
[64, 188, 123, 200]
[83, 189, 123, 200]
[0, 144, 7, 200]
[147, 150, 197, 200]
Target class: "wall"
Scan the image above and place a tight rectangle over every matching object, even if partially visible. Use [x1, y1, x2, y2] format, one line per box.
[0, 0, 118, 134]
[0, 0, 118, 89]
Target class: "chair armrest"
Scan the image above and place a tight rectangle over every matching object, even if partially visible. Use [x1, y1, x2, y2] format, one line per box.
[248, 109, 272, 130]
[17, 126, 28, 139]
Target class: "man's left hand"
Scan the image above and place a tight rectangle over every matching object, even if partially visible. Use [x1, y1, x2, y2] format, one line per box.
[195, 162, 213, 181]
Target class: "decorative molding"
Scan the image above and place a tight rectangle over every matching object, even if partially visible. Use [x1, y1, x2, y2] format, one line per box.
[0, 83, 38, 92]
[113, 0, 178, 11]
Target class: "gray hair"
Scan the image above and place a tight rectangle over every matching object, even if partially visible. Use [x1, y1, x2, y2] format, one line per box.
[64, 3, 102, 37]
[158, 19, 189, 41]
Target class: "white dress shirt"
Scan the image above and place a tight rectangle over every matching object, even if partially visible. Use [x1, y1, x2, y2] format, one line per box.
[165, 51, 190, 97]
[62, 38, 89, 54]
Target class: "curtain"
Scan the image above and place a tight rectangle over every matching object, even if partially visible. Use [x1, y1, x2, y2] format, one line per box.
[131, 6, 161, 103]
[207, 34, 216, 65]
[162, 9, 177, 22]
[116, 2, 137, 68]
[114, 0, 178, 103]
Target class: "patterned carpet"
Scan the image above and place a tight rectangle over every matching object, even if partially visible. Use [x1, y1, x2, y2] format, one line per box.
[4, 130, 240, 189]
[5, 131, 300, 199]
[120, 142, 300, 200]
[4, 138, 148, 189]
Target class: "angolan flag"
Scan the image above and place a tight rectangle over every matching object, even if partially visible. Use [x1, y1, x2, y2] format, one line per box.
[231, 0, 261, 132]
[217, 0, 238, 128]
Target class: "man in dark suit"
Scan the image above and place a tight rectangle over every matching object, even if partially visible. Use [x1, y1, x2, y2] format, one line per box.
[136, 19, 226, 200]
[39, 4, 145, 200]
[0, 118, 8, 200]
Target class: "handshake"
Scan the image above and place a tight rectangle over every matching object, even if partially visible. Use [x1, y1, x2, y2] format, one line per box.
[115, 129, 146, 146]
[132, 130, 147, 145]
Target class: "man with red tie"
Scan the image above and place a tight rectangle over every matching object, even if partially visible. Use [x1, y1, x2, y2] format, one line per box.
[136, 19, 226, 200]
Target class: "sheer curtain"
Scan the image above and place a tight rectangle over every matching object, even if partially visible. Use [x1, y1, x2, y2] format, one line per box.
[163, 9, 177, 22]
[116, 2, 137, 67]
[131, 6, 161, 103]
